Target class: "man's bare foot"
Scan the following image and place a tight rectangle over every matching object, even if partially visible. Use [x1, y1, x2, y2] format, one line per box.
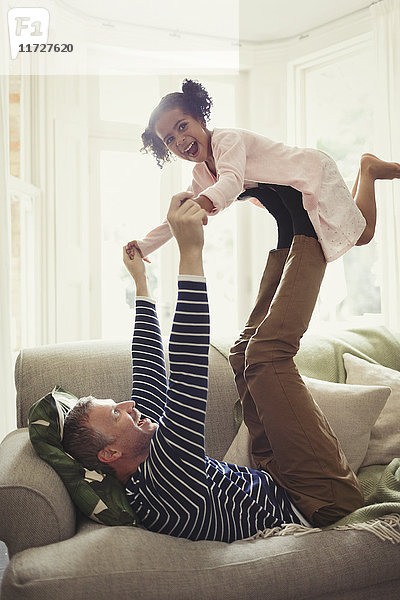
[360, 153, 400, 181]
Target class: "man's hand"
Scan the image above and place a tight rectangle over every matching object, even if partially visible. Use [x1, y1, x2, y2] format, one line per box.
[123, 245, 149, 297]
[167, 192, 206, 276]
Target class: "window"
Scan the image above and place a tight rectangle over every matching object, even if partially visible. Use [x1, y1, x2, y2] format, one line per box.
[99, 149, 162, 338]
[89, 75, 240, 340]
[290, 37, 380, 326]
[89, 75, 162, 339]
[9, 75, 40, 352]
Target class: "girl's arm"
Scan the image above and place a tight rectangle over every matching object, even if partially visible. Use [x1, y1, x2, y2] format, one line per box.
[195, 195, 214, 215]
[130, 220, 173, 260]
[128, 189, 203, 259]
[192, 130, 247, 213]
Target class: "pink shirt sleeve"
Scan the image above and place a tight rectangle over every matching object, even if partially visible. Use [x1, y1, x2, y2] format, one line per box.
[135, 219, 173, 258]
[136, 186, 197, 258]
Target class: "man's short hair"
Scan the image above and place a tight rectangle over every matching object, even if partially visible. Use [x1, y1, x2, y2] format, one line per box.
[63, 396, 115, 475]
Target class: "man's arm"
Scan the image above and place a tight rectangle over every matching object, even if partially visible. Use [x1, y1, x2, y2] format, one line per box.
[123, 245, 150, 296]
[123, 246, 167, 421]
[150, 194, 210, 464]
[166, 192, 206, 276]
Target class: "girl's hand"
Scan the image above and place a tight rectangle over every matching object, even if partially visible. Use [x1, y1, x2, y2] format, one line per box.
[194, 195, 213, 225]
[125, 240, 151, 263]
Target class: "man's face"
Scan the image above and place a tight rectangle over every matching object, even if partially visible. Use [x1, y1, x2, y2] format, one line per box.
[88, 399, 158, 460]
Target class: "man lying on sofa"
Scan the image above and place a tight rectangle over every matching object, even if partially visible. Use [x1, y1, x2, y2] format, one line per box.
[63, 192, 363, 542]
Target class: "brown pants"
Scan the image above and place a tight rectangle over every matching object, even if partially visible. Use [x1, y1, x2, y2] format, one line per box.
[229, 235, 364, 527]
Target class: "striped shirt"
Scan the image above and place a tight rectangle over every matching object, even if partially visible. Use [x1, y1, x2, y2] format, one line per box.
[125, 277, 309, 542]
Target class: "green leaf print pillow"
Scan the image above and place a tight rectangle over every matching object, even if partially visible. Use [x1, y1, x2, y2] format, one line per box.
[28, 386, 138, 527]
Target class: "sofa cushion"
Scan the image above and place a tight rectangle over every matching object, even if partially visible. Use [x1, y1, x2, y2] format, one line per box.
[15, 340, 237, 461]
[213, 326, 400, 386]
[28, 386, 138, 527]
[344, 353, 400, 467]
[224, 377, 390, 473]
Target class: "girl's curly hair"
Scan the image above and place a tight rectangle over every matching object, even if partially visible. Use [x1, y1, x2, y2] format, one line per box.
[141, 79, 213, 168]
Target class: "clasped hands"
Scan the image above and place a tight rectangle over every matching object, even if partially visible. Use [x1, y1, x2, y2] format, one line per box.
[125, 192, 209, 263]
[124, 192, 207, 278]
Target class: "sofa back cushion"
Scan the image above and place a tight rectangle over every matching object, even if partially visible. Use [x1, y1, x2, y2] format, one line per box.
[224, 377, 390, 473]
[15, 340, 238, 461]
[344, 353, 400, 467]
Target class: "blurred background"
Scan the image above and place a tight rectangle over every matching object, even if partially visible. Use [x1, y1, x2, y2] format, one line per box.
[2, 0, 400, 440]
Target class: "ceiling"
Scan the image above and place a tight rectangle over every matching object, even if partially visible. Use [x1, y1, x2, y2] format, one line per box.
[239, 0, 373, 43]
[59, 0, 374, 44]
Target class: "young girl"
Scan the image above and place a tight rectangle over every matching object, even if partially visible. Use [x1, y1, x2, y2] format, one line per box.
[127, 78, 400, 263]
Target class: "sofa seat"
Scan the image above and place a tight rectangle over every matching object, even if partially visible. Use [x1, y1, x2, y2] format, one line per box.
[3, 518, 400, 600]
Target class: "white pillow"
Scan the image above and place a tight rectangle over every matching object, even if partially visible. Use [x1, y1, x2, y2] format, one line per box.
[223, 420, 257, 470]
[344, 353, 400, 467]
[224, 376, 390, 473]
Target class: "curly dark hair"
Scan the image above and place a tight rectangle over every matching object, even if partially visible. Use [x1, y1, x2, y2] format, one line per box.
[141, 79, 213, 168]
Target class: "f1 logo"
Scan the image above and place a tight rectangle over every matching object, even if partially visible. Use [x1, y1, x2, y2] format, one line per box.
[8, 7, 50, 59]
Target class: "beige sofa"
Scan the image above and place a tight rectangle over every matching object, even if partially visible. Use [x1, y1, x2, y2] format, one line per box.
[1, 331, 400, 600]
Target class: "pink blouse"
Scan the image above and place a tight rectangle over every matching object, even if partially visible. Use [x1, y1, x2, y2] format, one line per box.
[136, 128, 366, 262]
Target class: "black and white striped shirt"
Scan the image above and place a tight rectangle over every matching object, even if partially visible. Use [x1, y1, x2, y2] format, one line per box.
[125, 277, 309, 542]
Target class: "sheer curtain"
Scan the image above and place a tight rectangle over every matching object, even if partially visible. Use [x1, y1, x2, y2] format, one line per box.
[0, 74, 16, 442]
[371, 0, 400, 331]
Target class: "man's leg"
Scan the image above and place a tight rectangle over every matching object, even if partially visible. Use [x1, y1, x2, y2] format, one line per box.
[244, 235, 364, 526]
[229, 248, 289, 462]
[230, 184, 312, 464]
[230, 185, 295, 461]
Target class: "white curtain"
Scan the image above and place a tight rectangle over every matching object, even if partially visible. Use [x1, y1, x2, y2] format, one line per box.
[0, 0, 16, 442]
[370, 0, 400, 331]
[0, 72, 16, 442]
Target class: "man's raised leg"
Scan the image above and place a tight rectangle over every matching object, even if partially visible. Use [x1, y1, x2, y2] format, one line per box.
[244, 235, 363, 526]
[229, 248, 289, 463]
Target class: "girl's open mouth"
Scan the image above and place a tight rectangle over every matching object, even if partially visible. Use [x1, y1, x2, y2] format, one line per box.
[185, 141, 199, 157]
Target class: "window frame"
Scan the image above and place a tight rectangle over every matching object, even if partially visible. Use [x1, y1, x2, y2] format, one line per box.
[287, 32, 384, 328]
[87, 73, 246, 339]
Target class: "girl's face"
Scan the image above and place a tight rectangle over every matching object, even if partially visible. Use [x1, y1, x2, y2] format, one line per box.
[155, 108, 212, 164]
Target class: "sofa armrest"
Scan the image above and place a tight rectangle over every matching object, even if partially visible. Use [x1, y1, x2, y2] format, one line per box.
[0, 429, 76, 557]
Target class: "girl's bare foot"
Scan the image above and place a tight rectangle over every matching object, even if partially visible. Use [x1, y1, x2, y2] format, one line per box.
[360, 153, 400, 181]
